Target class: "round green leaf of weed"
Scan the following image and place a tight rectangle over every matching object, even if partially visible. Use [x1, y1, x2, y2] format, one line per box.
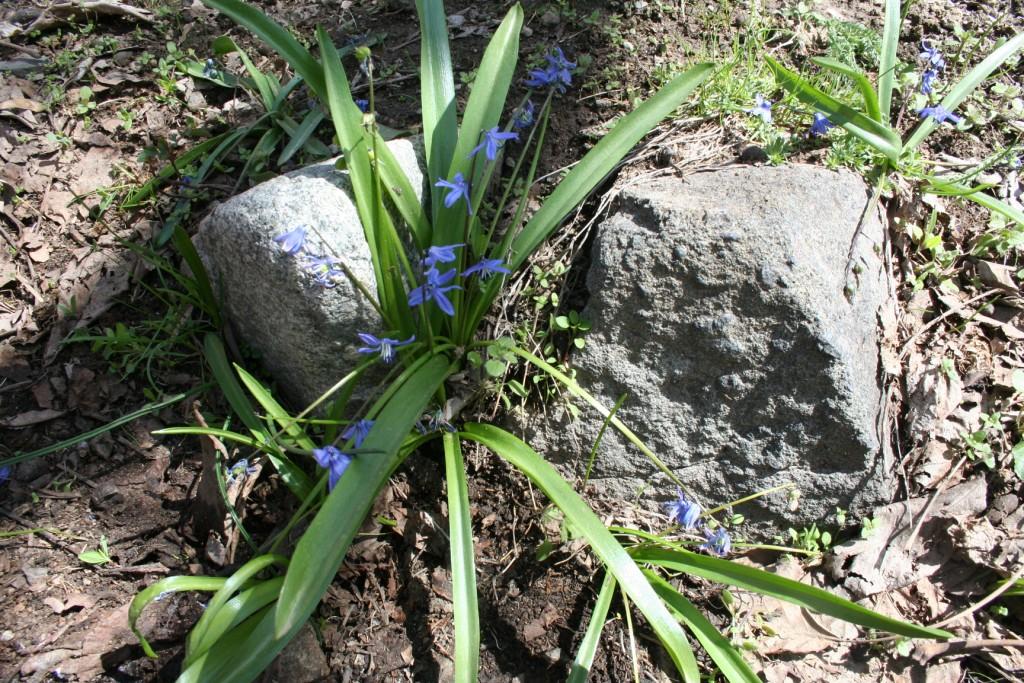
[553, 315, 570, 330]
[573, 337, 586, 349]
[484, 359, 506, 378]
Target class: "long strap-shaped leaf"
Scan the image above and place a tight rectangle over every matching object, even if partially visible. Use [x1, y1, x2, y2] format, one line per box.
[444, 433, 479, 681]
[200, 0, 325, 98]
[630, 547, 951, 640]
[506, 63, 713, 271]
[766, 56, 902, 163]
[811, 57, 882, 122]
[461, 424, 700, 683]
[877, 0, 900, 121]
[925, 180, 1024, 226]
[416, 0, 458, 217]
[642, 570, 760, 683]
[567, 572, 616, 683]
[903, 32, 1024, 154]
[275, 353, 453, 637]
[131, 576, 227, 657]
[434, 4, 522, 247]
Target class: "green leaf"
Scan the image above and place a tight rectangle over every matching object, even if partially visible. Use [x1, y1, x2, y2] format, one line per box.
[810, 57, 882, 122]
[483, 359, 506, 378]
[123, 133, 229, 208]
[904, 32, 1024, 154]
[567, 572, 616, 683]
[130, 576, 227, 657]
[277, 108, 325, 166]
[78, 550, 110, 565]
[643, 570, 760, 683]
[766, 56, 902, 163]
[1012, 441, 1024, 480]
[416, 0, 458, 213]
[630, 547, 951, 640]
[200, 0, 325, 99]
[154, 426, 264, 449]
[925, 180, 1024, 227]
[176, 605, 294, 683]
[461, 424, 700, 683]
[877, 0, 901, 121]
[443, 433, 479, 681]
[275, 354, 452, 637]
[171, 227, 220, 326]
[187, 577, 285, 663]
[507, 63, 713, 272]
[212, 35, 277, 109]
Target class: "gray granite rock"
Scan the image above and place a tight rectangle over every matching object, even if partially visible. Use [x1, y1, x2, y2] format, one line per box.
[517, 164, 895, 530]
[196, 138, 425, 407]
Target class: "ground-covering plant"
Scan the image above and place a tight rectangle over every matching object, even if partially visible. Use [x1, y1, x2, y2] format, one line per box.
[127, 1, 953, 680]
[765, 0, 1024, 229]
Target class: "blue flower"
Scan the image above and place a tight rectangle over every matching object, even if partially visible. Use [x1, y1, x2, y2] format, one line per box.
[919, 40, 946, 71]
[0, 465, 11, 485]
[666, 490, 702, 530]
[343, 419, 374, 448]
[700, 527, 731, 556]
[303, 254, 343, 286]
[273, 226, 307, 255]
[919, 104, 962, 125]
[423, 243, 464, 268]
[226, 458, 259, 483]
[745, 94, 772, 123]
[416, 409, 456, 435]
[408, 267, 461, 316]
[355, 99, 369, 113]
[462, 258, 511, 279]
[356, 332, 416, 364]
[809, 112, 835, 137]
[469, 126, 519, 161]
[202, 58, 219, 79]
[920, 69, 938, 95]
[435, 173, 473, 215]
[312, 445, 352, 491]
[524, 47, 576, 93]
[513, 100, 535, 130]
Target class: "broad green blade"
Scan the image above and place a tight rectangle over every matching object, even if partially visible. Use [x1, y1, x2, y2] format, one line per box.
[444, 433, 479, 681]
[462, 424, 700, 683]
[187, 577, 285, 662]
[811, 57, 882, 122]
[204, 334, 264, 437]
[130, 576, 226, 657]
[630, 547, 952, 640]
[171, 227, 220, 326]
[213, 35, 276, 110]
[926, 181, 1024, 226]
[567, 572, 616, 683]
[903, 32, 1024, 153]
[200, 0, 325, 99]
[435, 4, 522, 246]
[235, 365, 315, 451]
[278, 109, 325, 166]
[236, 126, 283, 182]
[186, 554, 289, 664]
[506, 63, 713, 271]
[643, 570, 760, 683]
[767, 56, 902, 163]
[177, 605, 298, 683]
[878, 0, 900, 121]
[373, 132, 432, 250]
[416, 0, 459, 217]
[275, 354, 453, 637]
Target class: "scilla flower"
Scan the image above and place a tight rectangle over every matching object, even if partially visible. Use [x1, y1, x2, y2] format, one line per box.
[356, 333, 415, 364]
[919, 104, 962, 125]
[462, 258, 511, 280]
[809, 112, 835, 136]
[469, 127, 519, 161]
[408, 267, 461, 316]
[666, 491, 702, 530]
[745, 94, 772, 123]
[272, 226, 307, 255]
[700, 527, 732, 556]
[423, 243, 463, 268]
[342, 419, 374, 448]
[312, 445, 352, 491]
[435, 173, 473, 215]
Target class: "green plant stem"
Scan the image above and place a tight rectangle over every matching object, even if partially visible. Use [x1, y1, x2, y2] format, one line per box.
[703, 483, 796, 517]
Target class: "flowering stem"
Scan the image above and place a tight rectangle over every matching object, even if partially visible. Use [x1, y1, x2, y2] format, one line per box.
[702, 482, 796, 517]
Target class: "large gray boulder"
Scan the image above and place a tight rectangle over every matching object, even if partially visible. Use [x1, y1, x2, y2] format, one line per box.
[518, 164, 894, 530]
[196, 138, 425, 407]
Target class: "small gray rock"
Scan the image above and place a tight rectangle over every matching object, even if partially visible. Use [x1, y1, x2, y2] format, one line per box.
[196, 138, 425, 407]
[517, 164, 895, 531]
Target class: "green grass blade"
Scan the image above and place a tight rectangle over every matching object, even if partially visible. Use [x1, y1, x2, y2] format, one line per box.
[567, 572, 616, 683]
[373, 133, 431, 250]
[811, 57, 882, 122]
[130, 576, 227, 657]
[878, 0, 901, 121]
[186, 554, 289, 664]
[630, 547, 951, 639]
[278, 109, 325, 166]
[461, 424, 700, 683]
[234, 364, 315, 450]
[507, 63, 712, 271]
[154, 426, 264, 449]
[213, 35, 276, 109]
[204, 337, 260, 441]
[177, 605, 297, 683]
[766, 56, 901, 163]
[926, 181, 1024, 226]
[416, 0, 458, 214]
[642, 570, 760, 683]
[903, 32, 1024, 154]
[187, 577, 285, 662]
[123, 134, 228, 207]
[435, 4, 522, 246]
[444, 432, 479, 681]
[200, 0, 325, 99]
[274, 354, 453, 638]
[171, 227, 221, 325]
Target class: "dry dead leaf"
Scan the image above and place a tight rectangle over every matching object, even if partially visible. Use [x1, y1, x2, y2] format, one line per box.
[976, 261, 1018, 292]
[938, 292, 1024, 340]
[0, 408, 67, 427]
[906, 357, 963, 440]
[0, 97, 43, 112]
[70, 146, 118, 196]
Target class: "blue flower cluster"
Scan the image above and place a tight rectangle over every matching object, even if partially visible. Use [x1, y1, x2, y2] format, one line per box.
[524, 47, 576, 93]
[919, 40, 945, 95]
[665, 490, 732, 557]
[313, 445, 352, 491]
[272, 226, 348, 287]
[406, 243, 509, 317]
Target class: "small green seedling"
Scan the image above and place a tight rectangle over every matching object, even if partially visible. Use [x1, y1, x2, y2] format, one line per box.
[78, 535, 113, 566]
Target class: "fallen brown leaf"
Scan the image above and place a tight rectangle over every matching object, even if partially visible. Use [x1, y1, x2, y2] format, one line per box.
[0, 408, 67, 427]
